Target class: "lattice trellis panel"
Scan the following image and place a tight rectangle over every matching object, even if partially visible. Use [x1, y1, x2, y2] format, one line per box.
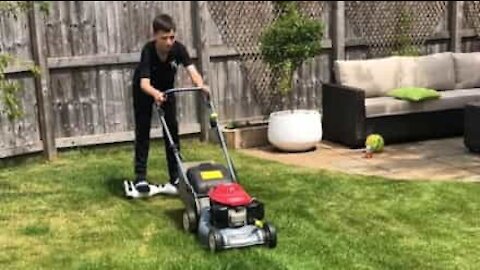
[207, 1, 326, 115]
[346, 1, 447, 58]
[464, 1, 480, 36]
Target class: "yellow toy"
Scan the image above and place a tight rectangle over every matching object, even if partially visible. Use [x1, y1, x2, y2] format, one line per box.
[364, 134, 384, 158]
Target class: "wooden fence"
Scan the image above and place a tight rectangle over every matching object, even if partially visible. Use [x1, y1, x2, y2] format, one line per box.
[0, 1, 478, 159]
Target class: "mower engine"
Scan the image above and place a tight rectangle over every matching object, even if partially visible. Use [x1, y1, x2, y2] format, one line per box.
[209, 183, 264, 229]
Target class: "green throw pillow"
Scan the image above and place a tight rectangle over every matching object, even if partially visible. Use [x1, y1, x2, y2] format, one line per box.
[388, 87, 441, 102]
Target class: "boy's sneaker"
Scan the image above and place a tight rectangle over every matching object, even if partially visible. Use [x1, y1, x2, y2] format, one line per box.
[159, 182, 178, 195]
[134, 177, 150, 193]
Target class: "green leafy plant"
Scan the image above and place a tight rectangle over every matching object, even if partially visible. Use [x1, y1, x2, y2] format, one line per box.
[392, 6, 421, 57]
[225, 121, 238, 130]
[0, 1, 50, 18]
[0, 54, 40, 120]
[0, 1, 49, 121]
[260, 2, 324, 103]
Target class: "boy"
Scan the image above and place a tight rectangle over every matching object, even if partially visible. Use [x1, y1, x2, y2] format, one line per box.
[132, 14, 209, 195]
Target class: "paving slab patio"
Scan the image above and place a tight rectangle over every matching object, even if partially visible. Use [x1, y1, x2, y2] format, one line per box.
[240, 137, 480, 182]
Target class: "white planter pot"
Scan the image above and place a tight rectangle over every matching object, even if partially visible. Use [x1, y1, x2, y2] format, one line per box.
[268, 110, 322, 152]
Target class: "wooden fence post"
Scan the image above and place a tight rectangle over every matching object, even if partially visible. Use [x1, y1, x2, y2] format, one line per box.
[28, 1, 57, 160]
[331, 1, 345, 83]
[193, 1, 211, 142]
[332, 1, 346, 62]
[450, 1, 463, 53]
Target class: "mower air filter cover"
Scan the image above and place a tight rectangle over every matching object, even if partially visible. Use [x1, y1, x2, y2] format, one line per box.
[208, 183, 252, 207]
[187, 163, 233, 196]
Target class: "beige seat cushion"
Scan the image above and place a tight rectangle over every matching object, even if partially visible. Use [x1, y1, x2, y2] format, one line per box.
[365, 88, 480, 118]
[334, 57, 400, 98]
[453, 52, 480, 89]
[397, 52, 456, 91]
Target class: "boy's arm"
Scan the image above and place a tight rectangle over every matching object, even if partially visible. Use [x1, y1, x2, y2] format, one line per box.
[186, 65, 210, 94]
[138, 44, 165, 104]
[178, 43, 210, 94]
[141, 78, 165, 104]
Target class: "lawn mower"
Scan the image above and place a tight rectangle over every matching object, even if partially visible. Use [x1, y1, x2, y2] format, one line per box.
[126, 87, 277, 252]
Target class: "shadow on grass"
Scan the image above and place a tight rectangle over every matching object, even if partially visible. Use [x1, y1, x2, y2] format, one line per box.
[105, 177, 127, 199]
[164, 208, 184, 231]
[0, 181, 17, 191]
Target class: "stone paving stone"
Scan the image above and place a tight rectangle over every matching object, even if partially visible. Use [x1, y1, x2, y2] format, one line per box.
[241, 137, 479, 182]
[463, 167, 480, 182]
[432, 153, 480, 169]
[368, 157, 437, 173]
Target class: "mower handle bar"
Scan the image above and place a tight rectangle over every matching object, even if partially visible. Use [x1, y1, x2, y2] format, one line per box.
[158, 87, 213, 110]
[154, 86, 238, 199]
[156, 87, 214, 114]
[162, 87, 211, 103]
[163, 87, 206, 96]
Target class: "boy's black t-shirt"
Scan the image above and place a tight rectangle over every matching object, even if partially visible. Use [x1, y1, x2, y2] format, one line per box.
[133, 40, 192, 92]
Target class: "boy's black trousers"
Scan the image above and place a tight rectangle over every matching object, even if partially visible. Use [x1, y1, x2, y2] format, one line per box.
[133, 86, 179, 184]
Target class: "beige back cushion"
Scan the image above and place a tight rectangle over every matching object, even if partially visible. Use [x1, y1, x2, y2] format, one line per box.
[453, 52, 480, 89]
[335, 52, 456, 98]
[398, 52, 456, 90]
[334, 57, 400, 98]
[396, 56, 417, 87]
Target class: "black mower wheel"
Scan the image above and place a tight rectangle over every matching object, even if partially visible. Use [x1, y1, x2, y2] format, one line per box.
[182, 208, 198, 233]
[264, 223, 277, 248]
[208, 229, 223, 253]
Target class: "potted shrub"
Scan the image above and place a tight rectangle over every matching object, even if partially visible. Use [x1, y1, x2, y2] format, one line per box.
[259, 2, 324, 152]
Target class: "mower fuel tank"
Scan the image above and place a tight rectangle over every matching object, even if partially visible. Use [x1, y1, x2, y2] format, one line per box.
[186, 163, 233, 196]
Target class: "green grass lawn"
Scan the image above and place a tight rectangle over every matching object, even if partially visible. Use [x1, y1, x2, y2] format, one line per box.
[0, 139, 479, 270]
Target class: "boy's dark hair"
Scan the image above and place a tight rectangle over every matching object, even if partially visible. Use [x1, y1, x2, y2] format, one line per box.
[153, 14, 176, 33]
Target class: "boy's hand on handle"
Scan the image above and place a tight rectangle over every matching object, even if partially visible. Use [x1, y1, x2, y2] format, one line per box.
[200, 84, 210, 101]
[153, 91, 166, 105]
[200, 84, 211, 99]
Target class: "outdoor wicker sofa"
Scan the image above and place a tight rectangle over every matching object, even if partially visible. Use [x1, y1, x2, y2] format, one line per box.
[322, 52, 480, 148]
